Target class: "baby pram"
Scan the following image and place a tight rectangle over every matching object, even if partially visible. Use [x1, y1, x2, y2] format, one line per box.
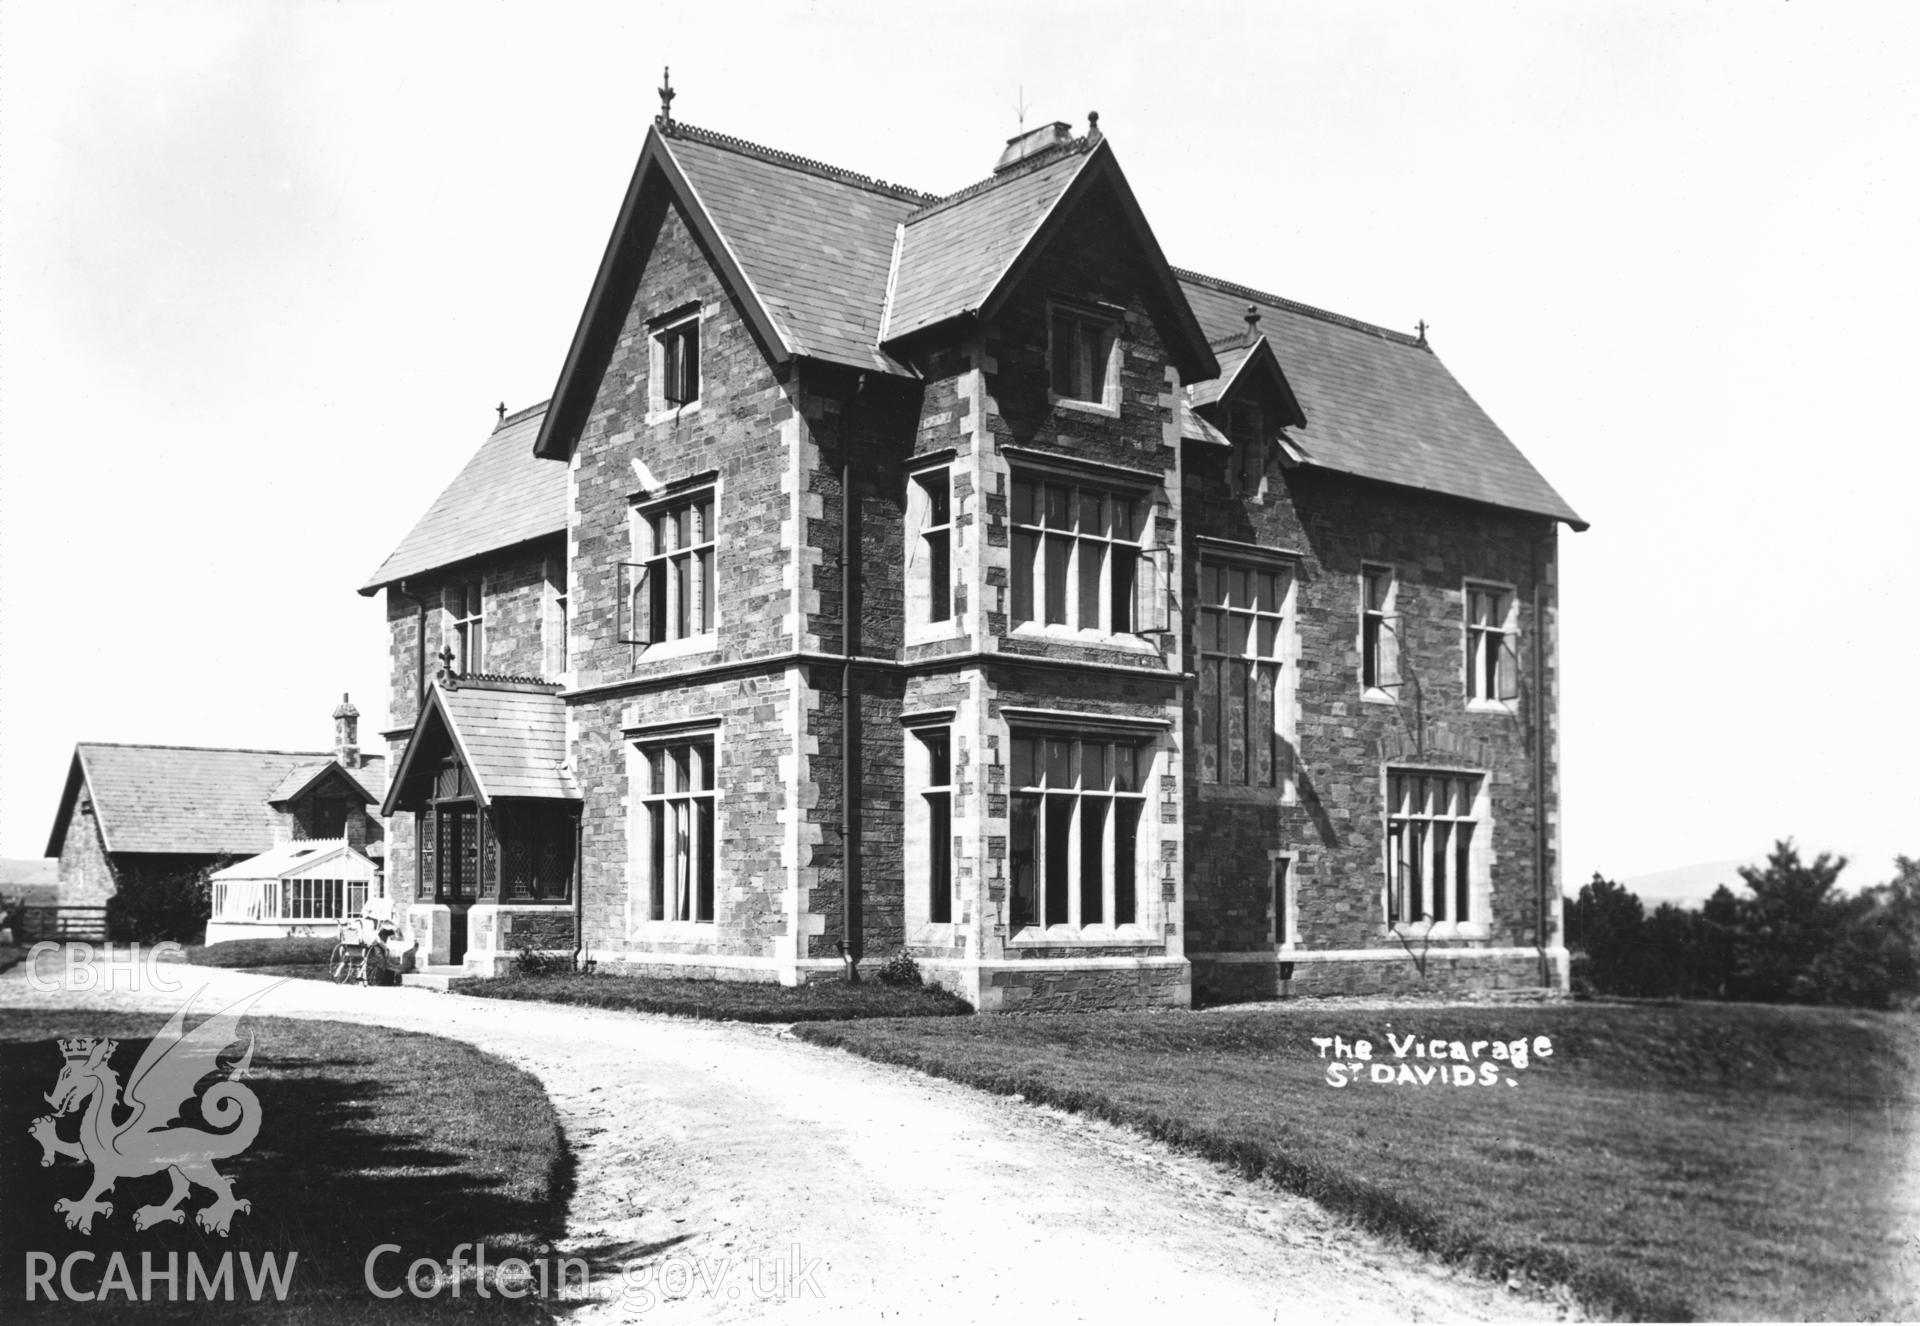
[330, 897, 413, 986]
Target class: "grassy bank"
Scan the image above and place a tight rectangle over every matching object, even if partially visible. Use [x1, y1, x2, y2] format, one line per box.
[1, 1011, 570, 1320]
[456, 970, 972, 1023]
[797, 1000, 1919, 1320]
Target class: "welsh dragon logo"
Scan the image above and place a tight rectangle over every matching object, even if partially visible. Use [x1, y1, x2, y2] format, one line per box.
[28, 986, 272, 1237]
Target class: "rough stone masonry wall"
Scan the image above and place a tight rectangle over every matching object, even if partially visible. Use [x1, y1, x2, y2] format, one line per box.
[1192, 951, 1545, 1005]
[571, 673, 796, 967]
[563, 191, 817, 970]
[568, 193, 796, 691]
[1182, 439, 1562, 989]
[56, 793, 118, 904]
[380, 538, 562, 899]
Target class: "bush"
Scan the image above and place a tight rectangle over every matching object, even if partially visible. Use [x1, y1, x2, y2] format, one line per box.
[511, 943, 572, 977]
[106, 859, 226, 944]
[874, 950, 923, 987]
[1572, 845, 1920, 1010]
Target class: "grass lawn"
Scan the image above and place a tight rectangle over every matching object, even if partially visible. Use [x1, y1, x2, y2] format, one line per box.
[1, 1010, 572, 1321]
[179, 937, 339, 982]
[456, 970, 972, 1023]
[798, 1000, 1920, 1321]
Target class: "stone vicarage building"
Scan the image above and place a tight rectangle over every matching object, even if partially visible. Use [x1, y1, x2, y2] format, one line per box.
[363, 99, 1585, 1008]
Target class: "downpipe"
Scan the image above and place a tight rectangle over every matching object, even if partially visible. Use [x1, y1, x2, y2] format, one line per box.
[840, 372, 869, 983]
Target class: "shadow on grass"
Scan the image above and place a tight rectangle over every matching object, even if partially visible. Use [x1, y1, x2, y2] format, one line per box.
[0, 1012, 576, 1321]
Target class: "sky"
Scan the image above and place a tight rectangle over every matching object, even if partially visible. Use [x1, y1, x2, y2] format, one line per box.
[2, 1, 1915, 889]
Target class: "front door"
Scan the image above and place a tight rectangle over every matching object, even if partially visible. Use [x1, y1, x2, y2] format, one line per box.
[436, 804, 478, 964]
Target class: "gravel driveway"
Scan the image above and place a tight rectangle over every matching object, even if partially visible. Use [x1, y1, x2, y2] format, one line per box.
[2, 963, 1561, 1322]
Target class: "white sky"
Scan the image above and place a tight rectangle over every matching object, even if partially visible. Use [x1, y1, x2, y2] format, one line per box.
[2, 2, 1915, 888]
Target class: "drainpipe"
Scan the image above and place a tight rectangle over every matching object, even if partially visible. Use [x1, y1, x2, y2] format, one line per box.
[1533, 530, 1550, 988]
[571, 811, 585, 972]
[839, 372, 870, 983]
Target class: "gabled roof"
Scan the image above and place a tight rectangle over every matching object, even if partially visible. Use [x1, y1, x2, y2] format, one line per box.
[1187, 335, 1307, 430]
[382, 683, 578, 814]
[535, 121, 933, 461]
[1178, 271, 1585, 529]
[881, 145, 1091, 341]
[47, 744, 333, 858]
[666, 128, 926, 371]
[266, 759, 382, 807]
[361, 403, 567, 593]
[881, 137, 1218, 383]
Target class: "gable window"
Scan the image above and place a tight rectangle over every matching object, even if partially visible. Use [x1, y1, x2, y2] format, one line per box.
[1010, 476, 1148, 635]
[1008, 733, 1145, 931]
[1197, 558, 1294, 789]
[1465, 583, 1519, 706]
[653, 313, 700, 410]
[1386, 770, 1483, 928]
[918, 728, 953, 924]
[1050, 305, 1119, 409]
[637, 736, 715, 923]
[1361, 564, 1399, 698]
[621, 489, 716, 647]
[446, 581, 484, 674]
[908, 467, 954, 627]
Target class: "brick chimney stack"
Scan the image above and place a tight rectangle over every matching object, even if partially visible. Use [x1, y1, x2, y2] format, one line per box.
[333, 693, 360, 768]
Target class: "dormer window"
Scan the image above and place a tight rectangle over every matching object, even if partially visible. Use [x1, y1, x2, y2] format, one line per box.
[1049, 303, 1119, 409]
[651, 309, 700, 411]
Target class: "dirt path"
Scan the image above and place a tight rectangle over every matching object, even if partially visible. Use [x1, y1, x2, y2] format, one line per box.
[2, 965, 1563, 1322]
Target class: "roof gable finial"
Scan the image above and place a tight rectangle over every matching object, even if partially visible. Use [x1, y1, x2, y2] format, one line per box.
[1087, 110, 1101, 143]
[1415, 319, 1429, 347]
[1244, 303, 1261, 346]
[657, 66, 676, 131]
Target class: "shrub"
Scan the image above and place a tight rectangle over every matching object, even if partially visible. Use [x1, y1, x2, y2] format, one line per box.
[511, 943, 572, 978]
[107, 859, 226, 944]
[875, 950, 923, 987]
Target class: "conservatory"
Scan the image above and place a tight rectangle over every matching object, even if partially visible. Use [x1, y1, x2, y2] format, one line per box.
[206, 840, 378, 944]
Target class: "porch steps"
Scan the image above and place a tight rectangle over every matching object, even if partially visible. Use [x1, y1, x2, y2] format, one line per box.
[400, 965, 469, 992]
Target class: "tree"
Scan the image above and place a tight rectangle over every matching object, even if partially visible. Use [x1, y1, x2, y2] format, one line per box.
[1726, 842, 1854, 1003]
[1566, 873, 1645, 995]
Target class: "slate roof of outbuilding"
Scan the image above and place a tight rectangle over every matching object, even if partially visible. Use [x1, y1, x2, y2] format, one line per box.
[55, 745, 334, 857]
[360, 403, 567, 593]
[266, 759, 385, 807]
[1177, 270, 1584, 528]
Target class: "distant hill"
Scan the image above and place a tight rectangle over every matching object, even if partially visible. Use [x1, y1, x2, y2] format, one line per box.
[1619, 859, 1755, 911]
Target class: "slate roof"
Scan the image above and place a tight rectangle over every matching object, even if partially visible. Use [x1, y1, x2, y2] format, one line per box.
[665, 127, 926, 372]
[882, 143, 1094, 342]
[385, 683, 578, 812]
[54, 745, 334, 857]
[361, 403, 568, 592]
[266, 758, 385, 806]
[440, 686, 576, 802]
[1178, 271, 1584, 528]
